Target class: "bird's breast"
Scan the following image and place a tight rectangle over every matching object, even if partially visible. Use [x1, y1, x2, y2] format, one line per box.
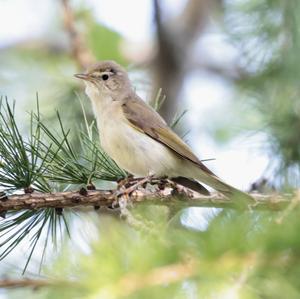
[97, 104, 180, 177]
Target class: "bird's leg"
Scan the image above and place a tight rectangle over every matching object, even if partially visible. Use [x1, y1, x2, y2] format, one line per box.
[117, 174, 135, 189]
[109, 175, 154, 209]
[116, 175, 154, 198]
[143, 176, 179, 193]
[156, 176, 172, 190]
[117, 172, 165, 191]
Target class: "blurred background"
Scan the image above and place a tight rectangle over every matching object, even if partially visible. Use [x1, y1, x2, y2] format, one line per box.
[1, 0, 300, 298]
[2, 0, 300, 193]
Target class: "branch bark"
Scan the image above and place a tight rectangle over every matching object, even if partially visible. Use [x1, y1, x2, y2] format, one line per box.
[0, 188, 294, 214]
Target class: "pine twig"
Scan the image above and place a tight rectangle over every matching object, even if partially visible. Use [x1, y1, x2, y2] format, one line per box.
[0, 189, 294, 213]
[0, 278, 51, 289]
[102, 259, 197, 297]
[0, 259, 196, 292]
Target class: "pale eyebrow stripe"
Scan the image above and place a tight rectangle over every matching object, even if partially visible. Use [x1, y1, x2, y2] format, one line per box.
[92, 71, 102, 76]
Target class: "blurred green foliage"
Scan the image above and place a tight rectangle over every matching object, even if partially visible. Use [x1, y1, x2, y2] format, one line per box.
[87, 22, 127, 65]
[75, 6, 127, 66]
[222, 0, 300, 183]
[5, 204, 300, 299]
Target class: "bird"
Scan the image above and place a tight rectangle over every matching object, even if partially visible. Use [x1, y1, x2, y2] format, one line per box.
[74, 60, 252, 200]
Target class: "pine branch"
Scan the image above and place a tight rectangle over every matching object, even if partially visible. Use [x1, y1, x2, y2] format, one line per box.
[111, 259, 197, 297]
[0, 188, 294, 213]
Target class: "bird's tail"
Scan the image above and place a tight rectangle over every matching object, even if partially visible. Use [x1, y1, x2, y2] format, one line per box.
[195, 171, 253, 201]
[172, 176, 210, 195]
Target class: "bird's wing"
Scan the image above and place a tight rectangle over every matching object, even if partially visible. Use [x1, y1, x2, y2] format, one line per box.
[121, 95, 215, 176]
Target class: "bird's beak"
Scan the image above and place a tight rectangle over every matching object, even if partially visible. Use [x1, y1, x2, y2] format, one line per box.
[74, 73, 89, 80]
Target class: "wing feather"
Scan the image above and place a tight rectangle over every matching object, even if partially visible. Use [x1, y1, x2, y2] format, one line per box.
[121, 95, 214, 176]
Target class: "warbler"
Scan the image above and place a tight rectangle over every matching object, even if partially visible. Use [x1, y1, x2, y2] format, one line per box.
[75, 60, 252, 200]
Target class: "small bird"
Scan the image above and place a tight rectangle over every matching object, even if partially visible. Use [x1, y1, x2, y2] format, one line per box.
[75, 60, 252, 200]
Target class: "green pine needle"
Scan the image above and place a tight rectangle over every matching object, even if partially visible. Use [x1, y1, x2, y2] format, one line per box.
[0, 96, 126, 271]
[0, 97, 50, 192]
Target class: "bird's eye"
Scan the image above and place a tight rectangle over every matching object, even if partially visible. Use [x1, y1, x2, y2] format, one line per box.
[102, 74, 109, 81]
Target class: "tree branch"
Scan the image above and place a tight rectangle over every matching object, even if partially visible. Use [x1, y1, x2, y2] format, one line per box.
[151, 0, 217, 123]
[0, 188, 294, 214]
[61, 0, 94, 69]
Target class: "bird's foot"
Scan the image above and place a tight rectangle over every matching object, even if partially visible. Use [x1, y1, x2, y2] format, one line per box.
[117, 174, 134, 189]
[115, 175, 154, 198]
[108, 175, 155, 210]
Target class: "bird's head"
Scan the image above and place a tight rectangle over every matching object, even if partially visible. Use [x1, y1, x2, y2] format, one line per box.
[75, 60, 131, 99]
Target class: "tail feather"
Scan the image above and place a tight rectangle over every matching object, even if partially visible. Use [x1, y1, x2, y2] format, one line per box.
[171, 177, 210, 195]
[195, 172, 254, 201]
